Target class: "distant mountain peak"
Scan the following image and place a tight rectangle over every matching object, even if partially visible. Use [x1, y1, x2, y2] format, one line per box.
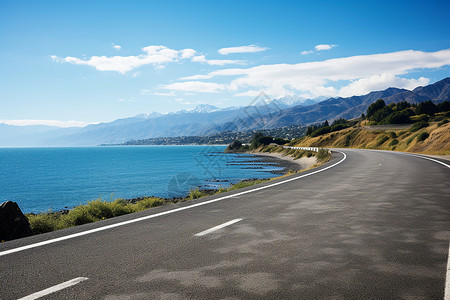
[179, 104, 222, 114]
[270, 95, 322, 108]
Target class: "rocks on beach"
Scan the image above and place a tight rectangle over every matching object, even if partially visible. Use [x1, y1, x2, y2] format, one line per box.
[0, 201, 33, 242]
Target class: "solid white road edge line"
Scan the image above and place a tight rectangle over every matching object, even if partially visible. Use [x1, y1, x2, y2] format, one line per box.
[445, 243, 450, 300]
[0, 151, 347, 257]
[17, 277, 88, 300]
[347, 148, 450, 169]
[195, 218, 243, 237]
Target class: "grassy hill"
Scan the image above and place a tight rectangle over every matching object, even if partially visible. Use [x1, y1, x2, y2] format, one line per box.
[291, 117, 450, 155]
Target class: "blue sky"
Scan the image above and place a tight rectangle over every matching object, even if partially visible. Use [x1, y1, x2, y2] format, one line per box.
[1, 0, 449, 127]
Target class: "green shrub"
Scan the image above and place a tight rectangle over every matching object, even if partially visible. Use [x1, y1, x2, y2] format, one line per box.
[438, 119, 449, 127]
[383, 111, 410, 124]
[227, 179, 267, 191]
[188, 188, 207, 200]
[26, 213, 60, 234]
[135, 197, 164, 210]
[330, 124, 348, 132]
[414, 114, 429, 122]
[316, 148, 331, 161]
[310, 126, 331, 137]
[406, 134, 417, 145]
[389, 139, 399, 146]
[64, 205, 97, 226]
[416, 132, 429, 142]
[387, 131, 397, 138]
[410, 121, 429, 132]
[375, 135, 390, 146]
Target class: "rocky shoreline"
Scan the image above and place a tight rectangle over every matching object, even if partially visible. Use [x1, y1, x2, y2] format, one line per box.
[237, 153, 317, 174]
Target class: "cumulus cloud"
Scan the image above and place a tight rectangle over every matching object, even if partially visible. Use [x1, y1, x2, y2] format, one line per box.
[173, 49, 450, 98]
[52, 45, 183, 73]
[315, 44, 337, 51]
[150, 91, 176, 96]
[191, 55, 244, 66]
[301, 50, 314, 55]
[52, 45, 244, 73]
[218, 45, 268, 55]
[234, 90, 261, 97]
[338, 74, 430, 97]
[112, 43, 122, 50]
[161, 81, 226, 93]
[0, 119, 92, 128]
[181, 48, 197, 59]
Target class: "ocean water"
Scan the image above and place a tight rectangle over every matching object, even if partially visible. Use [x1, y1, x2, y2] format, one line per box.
[0, 146, 281, 213]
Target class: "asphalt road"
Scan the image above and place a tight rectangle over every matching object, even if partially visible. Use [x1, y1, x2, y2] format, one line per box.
[1, 149, 449, 299]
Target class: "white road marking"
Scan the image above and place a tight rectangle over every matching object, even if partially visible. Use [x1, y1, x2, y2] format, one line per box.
[0, 151, 347, 257]
[17, 277, 88, 300]
[445, 243, 450, 300]
[195, 218, 243, 236]
[352, 148, 450, 169]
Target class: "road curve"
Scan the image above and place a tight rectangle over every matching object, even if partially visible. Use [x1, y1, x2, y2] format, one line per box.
[1, 149, 449, 299]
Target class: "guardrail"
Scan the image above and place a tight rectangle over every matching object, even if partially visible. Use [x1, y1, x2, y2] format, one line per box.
[283, 146, 320, 152]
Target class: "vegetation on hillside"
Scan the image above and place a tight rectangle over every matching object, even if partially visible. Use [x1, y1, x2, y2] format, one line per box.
[225, 132, 332, 164]
[293, 99, 450, 155]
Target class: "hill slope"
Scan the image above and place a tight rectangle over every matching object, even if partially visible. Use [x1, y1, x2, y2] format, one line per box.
[292, 120, 450, 155]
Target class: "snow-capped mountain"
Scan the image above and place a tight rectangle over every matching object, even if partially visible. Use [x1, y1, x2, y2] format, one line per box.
[270, 95, 323, 109]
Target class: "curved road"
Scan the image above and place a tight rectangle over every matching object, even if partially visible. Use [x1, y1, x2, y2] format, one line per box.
[1, 149, 449, 299]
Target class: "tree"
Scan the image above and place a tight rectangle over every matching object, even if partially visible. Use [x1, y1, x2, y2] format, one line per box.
[372, 105, 392, 122]
[384, 111, 410, 124]
[323, 120, 329, 127]
[437, 101, 450, 112]
[417, 101, 438, 116]
[230, 140, 242, 150]
[251, 132, 263, 148]
[367, 99, 386, 118]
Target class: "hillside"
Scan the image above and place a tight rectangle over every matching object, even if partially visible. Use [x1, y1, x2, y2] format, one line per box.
[291, 119, 450, 155]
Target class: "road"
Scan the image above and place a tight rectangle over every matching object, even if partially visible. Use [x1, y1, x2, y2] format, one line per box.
[1, 149, 449, 299]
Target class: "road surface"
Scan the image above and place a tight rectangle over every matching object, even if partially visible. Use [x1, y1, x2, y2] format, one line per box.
[1, 149, 449, 299]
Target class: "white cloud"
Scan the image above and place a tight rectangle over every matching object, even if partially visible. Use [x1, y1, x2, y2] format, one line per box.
[218, 45, 268, 55]
[52, 45, 182, 73]
[161, 81, 226, 93]
[234, 90, 261, 97]
[52, 45, 244, 73]
[181, 49, 197, 59]
[112, 43, 122, 50]
[0, 119, 92, 128]
[175, 98, 184, 102]
[149, 91, 176, 96]
[174, 49, 450, 98]
[338, 74, 430, 97]
[315, 44, 337, 51]
[191, 55, 244, 66]
[301, 50, 314, 55]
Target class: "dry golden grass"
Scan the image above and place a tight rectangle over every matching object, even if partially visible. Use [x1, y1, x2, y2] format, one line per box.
[294, 121, 450, 155]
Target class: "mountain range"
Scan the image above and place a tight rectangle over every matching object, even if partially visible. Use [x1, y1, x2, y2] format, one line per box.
[1, 77, 449, 147]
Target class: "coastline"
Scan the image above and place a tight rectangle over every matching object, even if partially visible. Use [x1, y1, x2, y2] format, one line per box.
[21, 149, 325, 236]
[250, 152, 318, 173]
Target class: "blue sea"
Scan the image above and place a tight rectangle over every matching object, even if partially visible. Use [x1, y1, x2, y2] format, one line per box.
[0, 146, 281, 213]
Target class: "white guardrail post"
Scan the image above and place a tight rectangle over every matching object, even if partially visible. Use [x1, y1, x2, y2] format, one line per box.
[283, 146, 323, 152]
